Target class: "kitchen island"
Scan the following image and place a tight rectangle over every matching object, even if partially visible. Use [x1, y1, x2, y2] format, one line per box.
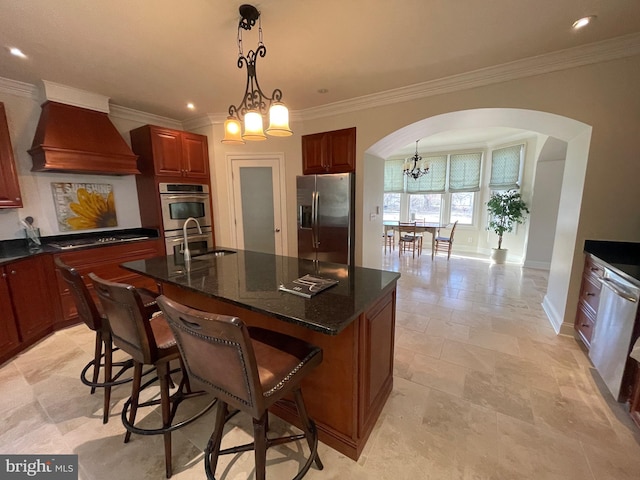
[122, 249, 400, 460]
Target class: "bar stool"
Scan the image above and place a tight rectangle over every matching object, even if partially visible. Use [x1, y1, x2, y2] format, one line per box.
[157, 295, 324, 480]
[89, 274, 215, 478]
[54, 258, 158, 424]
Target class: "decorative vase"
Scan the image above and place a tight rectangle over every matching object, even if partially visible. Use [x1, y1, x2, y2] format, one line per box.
[491, 248, 508, 264]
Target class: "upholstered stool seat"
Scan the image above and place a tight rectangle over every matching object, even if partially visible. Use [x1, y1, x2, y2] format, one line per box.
[54, 258, 159, 424]
[90, 274, 215, 478]
[157, 295, 324, 480]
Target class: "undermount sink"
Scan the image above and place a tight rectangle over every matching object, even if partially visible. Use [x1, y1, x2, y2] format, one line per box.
[193, 249, 237, 260]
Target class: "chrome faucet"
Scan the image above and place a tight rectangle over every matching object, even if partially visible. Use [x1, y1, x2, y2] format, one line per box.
[182, 217, 202, 263]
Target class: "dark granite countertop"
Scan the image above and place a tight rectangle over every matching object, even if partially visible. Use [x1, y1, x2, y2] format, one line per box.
[121, 248, 401, 336]
[0, 228, 160, 266]
[584, 240, 640, 284]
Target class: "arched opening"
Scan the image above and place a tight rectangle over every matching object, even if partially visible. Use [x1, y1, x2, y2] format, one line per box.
[363, 108, 592, 334]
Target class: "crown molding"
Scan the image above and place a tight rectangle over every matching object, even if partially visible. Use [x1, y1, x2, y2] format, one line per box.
[301, 32, 640, 121]
[109, 104, 183, 130]
[184, 110, 304, 130]
[0, 76, 40, 99]
[2, 33, 639, 125]
[182, 114, 221, 131]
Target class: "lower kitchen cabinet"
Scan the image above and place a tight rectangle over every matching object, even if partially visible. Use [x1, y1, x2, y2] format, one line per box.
[0, 267, 21, 360]
[574, 254, 604, 348]
[0, 239, 164, 366]
[631, 365, 640, 429]
[53, 239, 163, 325]
[0, 255, 57, 365]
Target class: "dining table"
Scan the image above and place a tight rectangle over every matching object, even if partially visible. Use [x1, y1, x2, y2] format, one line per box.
[383, 220, 445, 257]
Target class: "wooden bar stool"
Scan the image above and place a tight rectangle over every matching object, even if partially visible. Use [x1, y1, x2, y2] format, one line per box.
[157, 295, 324, 480]
[54, 258, 158, 424]
[89, 274, 215, 478]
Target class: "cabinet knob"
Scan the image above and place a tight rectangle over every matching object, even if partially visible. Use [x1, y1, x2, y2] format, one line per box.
[15, 197, 20, 201]
[1, 272, 6, 278]
[586, 292, 595, 296]
[10, 270, 16, 275]
[274, 228, 280, 233]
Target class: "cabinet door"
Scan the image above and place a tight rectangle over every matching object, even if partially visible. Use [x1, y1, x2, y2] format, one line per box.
[182, 132, 209, 179]
[0, 268, 21, 352]
[7, 256, 55, 341]
[54, 240, 163, 324]
[0, 103, 23, 208]
[326, 127, 356, 173]
[150, 127, 183, 176]
[302, 132, 327, 174]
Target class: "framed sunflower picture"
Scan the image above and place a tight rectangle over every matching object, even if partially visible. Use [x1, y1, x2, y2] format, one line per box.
[51, 182, 118, 231]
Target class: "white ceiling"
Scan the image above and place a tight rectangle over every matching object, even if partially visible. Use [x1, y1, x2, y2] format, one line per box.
[0, 0, 640, 153]
[1, 0, 639, 125]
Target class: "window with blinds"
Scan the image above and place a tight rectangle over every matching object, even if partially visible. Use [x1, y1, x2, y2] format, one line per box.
[407, 155, 447, 193]
[490, 144, 523, 190]
[384, 159, 405, 193]
[449, 152, 482, 192]
[385, 152, 481, 194]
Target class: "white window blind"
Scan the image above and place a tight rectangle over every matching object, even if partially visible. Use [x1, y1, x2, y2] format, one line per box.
[407, 155, 447, 193]
[384, 159, 405, 193]
[490, 144, 522, 190]
[449, 152, 482, 192]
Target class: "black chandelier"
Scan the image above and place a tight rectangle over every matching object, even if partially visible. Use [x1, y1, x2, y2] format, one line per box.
[403, 140, 429, 180]
[221, 4, 292, 144]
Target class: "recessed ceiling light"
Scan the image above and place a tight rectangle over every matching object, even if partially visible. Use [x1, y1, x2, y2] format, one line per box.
[572, 16, 596, 30]
[8, 47, 27, 58]
[186, 103, 195, 110]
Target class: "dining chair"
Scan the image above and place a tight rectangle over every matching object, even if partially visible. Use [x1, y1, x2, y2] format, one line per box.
[433, 220, 458, 260]
[398, 222, 420, 258]
[157, 295, 324, 480]
[383, 226, 395, 253]
[413, 218, 425, 255]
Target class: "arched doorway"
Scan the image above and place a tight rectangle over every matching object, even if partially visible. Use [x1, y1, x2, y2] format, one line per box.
[364, 108, 592, 334]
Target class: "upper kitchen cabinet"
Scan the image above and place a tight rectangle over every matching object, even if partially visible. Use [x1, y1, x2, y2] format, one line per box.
[130, 125, 209, 180]
[0, 103, 23, 208]
[302, 127, 356, 175]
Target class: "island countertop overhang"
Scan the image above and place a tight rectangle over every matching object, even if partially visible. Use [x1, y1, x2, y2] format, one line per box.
[121, 248, 401, 335]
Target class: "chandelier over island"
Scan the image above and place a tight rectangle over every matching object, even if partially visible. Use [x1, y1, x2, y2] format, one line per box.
[222, 4, 292, 145]
[403, 140, 429, 180]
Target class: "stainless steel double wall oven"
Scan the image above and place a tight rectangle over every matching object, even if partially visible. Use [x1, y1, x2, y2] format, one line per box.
[159, 182, 213, 257]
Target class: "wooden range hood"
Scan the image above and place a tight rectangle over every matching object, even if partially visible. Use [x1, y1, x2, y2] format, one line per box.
[29, 101, 139, 175]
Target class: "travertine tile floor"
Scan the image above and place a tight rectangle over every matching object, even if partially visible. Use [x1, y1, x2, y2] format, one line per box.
[2, 251, 640, 479]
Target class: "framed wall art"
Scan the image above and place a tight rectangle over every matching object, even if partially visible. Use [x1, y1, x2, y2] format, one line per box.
[51, 182, 118, 231]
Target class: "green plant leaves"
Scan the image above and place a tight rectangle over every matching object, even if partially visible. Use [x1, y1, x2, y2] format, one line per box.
[487, 189, 529, 249]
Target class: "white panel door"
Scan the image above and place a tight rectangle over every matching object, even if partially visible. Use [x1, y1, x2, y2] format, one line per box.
[231, 157, 285, 255]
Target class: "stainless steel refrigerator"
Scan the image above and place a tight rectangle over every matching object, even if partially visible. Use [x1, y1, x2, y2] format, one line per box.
[297, 173, 354, 264]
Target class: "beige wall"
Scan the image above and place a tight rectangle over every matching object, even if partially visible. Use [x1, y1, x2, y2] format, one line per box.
[1, 53, 638, 334]
[207, 54, 640, 332]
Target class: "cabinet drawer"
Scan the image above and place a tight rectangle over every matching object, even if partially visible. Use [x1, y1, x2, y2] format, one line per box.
[585, 255, 605, 280]
[575, 302, 595, 347]
[579, 275, 601, 314]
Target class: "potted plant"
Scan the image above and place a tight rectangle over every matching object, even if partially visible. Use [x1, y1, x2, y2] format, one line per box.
[486, 189, 529, 264]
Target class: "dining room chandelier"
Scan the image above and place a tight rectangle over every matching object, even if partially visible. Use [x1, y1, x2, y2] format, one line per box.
[221, 4, 292, 145]
[404, 140, 429, 180]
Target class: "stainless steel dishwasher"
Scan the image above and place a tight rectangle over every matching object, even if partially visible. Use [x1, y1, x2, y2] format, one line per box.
[589, 268, 640, 401]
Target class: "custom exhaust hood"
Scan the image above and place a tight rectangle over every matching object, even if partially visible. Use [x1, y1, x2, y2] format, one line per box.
[28, 101, 139, 175]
